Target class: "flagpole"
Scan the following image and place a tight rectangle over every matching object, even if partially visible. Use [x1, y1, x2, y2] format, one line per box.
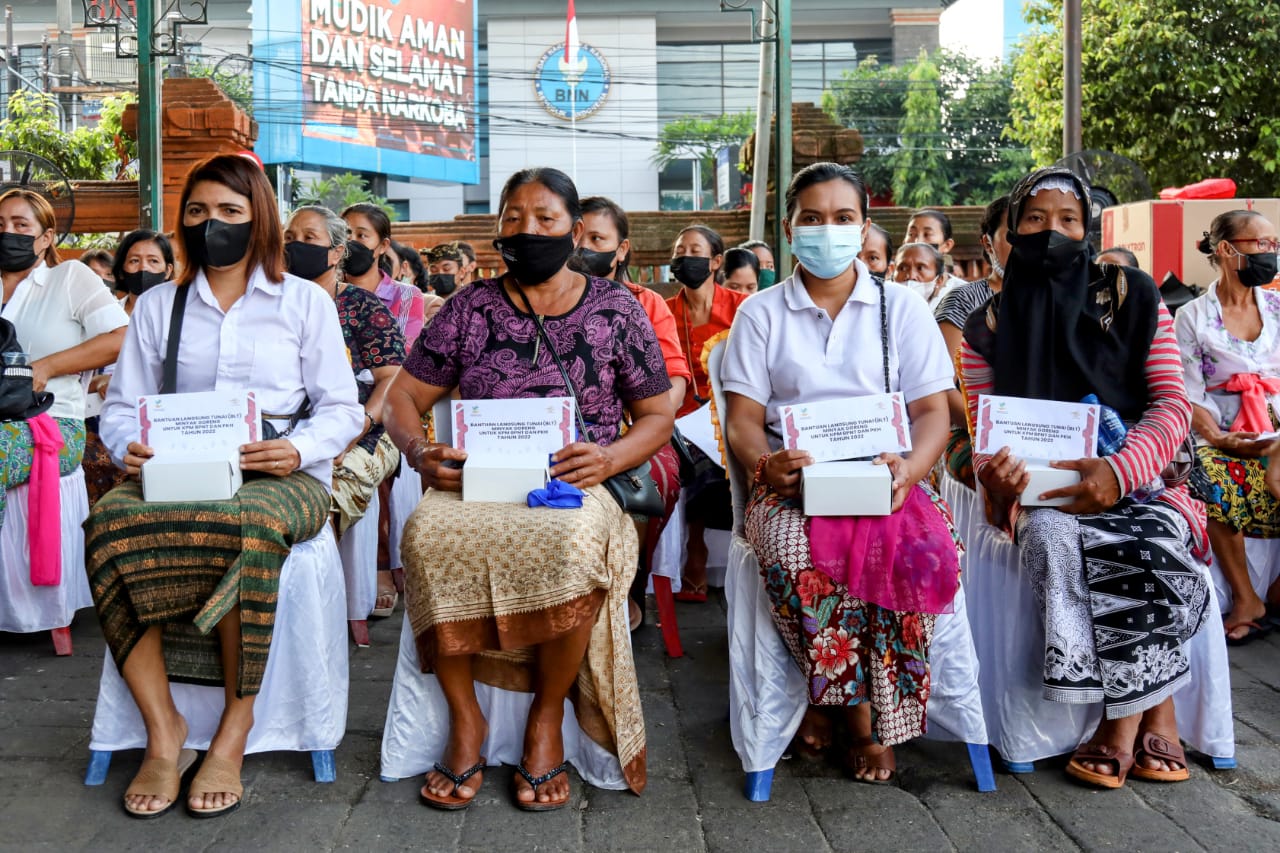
[570, 83, 578, 183]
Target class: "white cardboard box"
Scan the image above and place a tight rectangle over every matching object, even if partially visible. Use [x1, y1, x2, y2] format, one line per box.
[1019, 463, 1082, 508]
[142, 454, 243, 503]
[462, 460, 548, 504]
[802, 460, 893, 517]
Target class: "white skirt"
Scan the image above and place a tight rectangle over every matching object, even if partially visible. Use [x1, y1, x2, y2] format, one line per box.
[0, 468, 92, 633]
[387, 463, 422, 572]
[339, 489, 380, 620]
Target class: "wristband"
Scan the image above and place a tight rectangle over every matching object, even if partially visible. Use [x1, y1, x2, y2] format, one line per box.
[753, 452, 772, 486]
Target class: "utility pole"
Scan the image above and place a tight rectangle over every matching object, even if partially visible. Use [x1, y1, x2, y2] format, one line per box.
[1063, 0, 1082, 156]
[747, 0, 774, 244]
[137, 0, 163, 229]
[5, 6, 16, 105]
[773, 0, 792, 272]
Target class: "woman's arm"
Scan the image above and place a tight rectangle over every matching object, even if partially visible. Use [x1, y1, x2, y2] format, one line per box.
[31, 327, 126, 391]
[550, 393, 673, 489]
[938, 320, 968, 428]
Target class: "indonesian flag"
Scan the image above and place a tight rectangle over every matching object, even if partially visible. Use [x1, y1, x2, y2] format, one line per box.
[564, 0, 580, 65]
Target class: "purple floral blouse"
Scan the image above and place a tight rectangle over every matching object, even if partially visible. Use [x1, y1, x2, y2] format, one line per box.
[404, 277, 671, 445]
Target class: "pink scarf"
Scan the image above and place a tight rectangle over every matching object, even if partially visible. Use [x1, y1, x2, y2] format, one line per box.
[1217, 373, 1280, 434]
[26, 413, 63, 586]
[807, 486, 959, 615]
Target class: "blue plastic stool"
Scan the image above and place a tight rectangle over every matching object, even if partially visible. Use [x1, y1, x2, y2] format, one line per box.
[84, 748, 337, 785]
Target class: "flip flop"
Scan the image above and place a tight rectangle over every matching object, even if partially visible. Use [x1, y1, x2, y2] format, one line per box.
[1130, 732, 1190, 783]
[186, 754, 244, 819]
[122, 748, 198, 820]
[673, 576, 708, 603]
[419, 757, 486, 811]
[843, 736, 895, 784]
[1065, 742, 1134, 789]
[513, 761, 571, 812]
[371, 590, 399, 619]
[1225, 620, 1271, 646]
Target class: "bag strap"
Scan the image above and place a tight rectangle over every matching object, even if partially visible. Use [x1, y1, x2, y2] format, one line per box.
[875, 278, 890, 394]
[513, 283, 594, 443]
[161, 284, 191, 394]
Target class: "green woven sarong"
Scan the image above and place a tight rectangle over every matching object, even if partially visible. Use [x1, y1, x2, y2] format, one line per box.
[84, 473, 330, 697]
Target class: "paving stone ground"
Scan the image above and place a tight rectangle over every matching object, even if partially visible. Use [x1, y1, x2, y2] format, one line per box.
[2, 594, 1279, 852]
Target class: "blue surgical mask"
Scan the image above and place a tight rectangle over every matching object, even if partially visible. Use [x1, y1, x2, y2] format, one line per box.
[789, 224, 863, 280]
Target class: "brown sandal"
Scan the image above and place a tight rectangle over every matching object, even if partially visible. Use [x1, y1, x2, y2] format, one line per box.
[844, 737, 895, 784]
[1130, 732, 1190, 782]
[1066, 742, 1134, 789]
[122, 749, 198, 819]
[186, 754, 244, 819]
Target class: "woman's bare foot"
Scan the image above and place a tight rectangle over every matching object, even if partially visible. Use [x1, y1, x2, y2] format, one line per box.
[515, 701, 570, 807]
[374, 570, 398, 615]
[792, 707, 833, 756]
[125, 711, 188, 815]
[1224, 593, 1269, 642]
[422, 710, 488, 802]
[846, 740, 895, 783]
[188, 713, 253, 813]
[1134, 699, 1185, 775]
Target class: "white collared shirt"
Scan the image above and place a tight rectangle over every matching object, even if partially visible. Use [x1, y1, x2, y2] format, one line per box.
[721, 260, 954, 449]
[1, 260, 130, 420]
[100, 267, 364, 489]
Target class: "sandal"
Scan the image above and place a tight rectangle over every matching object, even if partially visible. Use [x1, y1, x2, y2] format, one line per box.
[843, 737, 895, 784]
[186, 754, 244, 819]
[122, 749, 198, 820]
[419, 757, 486, 810]
[371, 583, 398, 619]
[673, 576, 708, 603]
[1225, 620, 1271, 646]
[1065, 742, 1134, 789]
[513, 761, 571, 812]
[1130, 732, 1190, 783]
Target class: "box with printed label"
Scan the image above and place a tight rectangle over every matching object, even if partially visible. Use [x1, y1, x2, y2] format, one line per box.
[462, 460, 548, 504]
[142, 452, 243, 503]
[802, 460, 893, 517]
[1019, 463, 1082, 508]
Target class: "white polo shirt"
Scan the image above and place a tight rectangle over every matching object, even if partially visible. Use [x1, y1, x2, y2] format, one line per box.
[720, 260, 954, 450]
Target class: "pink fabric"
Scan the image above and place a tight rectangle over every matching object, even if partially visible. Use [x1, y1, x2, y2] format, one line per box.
[1218, 373, 1280, 434]
[807, 486, 959, 615]
[25, 413, 64, 586]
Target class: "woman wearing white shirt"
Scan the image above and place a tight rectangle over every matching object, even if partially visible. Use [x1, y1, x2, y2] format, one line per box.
[722, 163, 960, 785]
[0, 188, 128, 638]
[1175, 209, 1280, 644]
[88, 155, 362, 820]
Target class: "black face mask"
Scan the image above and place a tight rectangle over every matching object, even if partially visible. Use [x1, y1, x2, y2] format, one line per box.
[119, 269, 167, 296]
[344, 240, 377, 277]
[1007, 228, 1090, 279]
[0, 232, 39, 272]
[670, 255, 711, 289]
[429, 273, 457, 296]
[183, 219, 253, 269]
[1237, 250, 1279, 288]
[570, 247, 617, 279]
[284, 241, 334, 281]
[493, 232, 576, 286]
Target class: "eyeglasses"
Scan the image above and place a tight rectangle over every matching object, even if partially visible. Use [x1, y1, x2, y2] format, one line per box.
[1228, 238, 1280, 253]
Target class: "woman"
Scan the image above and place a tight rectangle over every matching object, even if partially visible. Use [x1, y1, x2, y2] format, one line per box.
[961, 167, 1210, 789]
[722, 247, 761, 295]
[390, 240, 429, 293]
[89, 155, 362, 818]
[723, 162, 958, 782]
[82, 230, 178, 506]
[0, 188, 129, 637]
[739, 239, 776, 289]
[1174, 210, 1280, 643]
[893, 242, 955, 310]
[576, 194, 691, 628]
[905, 209, 968, 290]
[858, 223, 893, 280]
[342, 203, 425, 346]
[383, 167, 672, 810]
[936, 196, 1010, 485]
[665, 225, 748, 600]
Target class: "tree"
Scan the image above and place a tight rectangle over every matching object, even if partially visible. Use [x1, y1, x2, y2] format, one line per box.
[295, 172, 396, 218]
[892, 53, 953, 207]
[0, 91, 137, 180]
[653, 112, 757, 190]
[1011, 0, 1280, 196]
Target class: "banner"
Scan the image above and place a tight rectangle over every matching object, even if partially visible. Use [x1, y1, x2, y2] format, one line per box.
[253, 0, 478, 183]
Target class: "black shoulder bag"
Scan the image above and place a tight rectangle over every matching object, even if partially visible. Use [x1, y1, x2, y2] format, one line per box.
[515, 285, 665, 517]
[162, 284, 310, 438]
[0, 317, 53, 421]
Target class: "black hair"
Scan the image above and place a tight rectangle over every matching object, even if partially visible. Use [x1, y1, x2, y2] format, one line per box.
[785, 162, 868, 220]
[341, 202, 392, 242]
[455, 241, 476, 263]
[909, 208, 953, 241]
[895, 241, 945, 277]
[390, 240, 429, 291]
[673, 224, 726, 284]
[864, 223, 893, 257]
[498, 167, 582, 222]
[581, 196, 632, 273]
[1199, 210, 1267, 268]
[111, 230, 174, 284]
[81, 248, 114, 271]
[738, 239, 772, 255]
[723, 247, 760, 279]
[1098, 246, 1139, 268]
[979, 196, 1010, 240]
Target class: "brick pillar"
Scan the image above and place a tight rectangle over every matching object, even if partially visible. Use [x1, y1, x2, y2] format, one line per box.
[891, 8, 942, 65]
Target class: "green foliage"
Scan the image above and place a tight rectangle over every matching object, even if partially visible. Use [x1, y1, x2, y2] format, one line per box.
[185, 60, 254, 116]
[295, 172, 396, 219]
[654, 112, 756, 188]
[0, 91, 137, 180]
[823, 51, 1032, 205]
[1010, 0, 1280, 196]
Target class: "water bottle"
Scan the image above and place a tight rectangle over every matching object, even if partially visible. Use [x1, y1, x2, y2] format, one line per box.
[1082, 394, 1127, 456]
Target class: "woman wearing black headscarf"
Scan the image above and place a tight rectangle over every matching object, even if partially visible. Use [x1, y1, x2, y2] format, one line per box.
[959, 167, 1211, 790]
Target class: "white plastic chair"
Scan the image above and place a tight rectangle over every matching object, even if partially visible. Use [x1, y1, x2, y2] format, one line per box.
[340, 488, 380, 647]
[1218, 537, 1280, 617]
[0, 469, 92, 655]
[940, 474, 1237, 773]
[84, 524, 349, 785]
[707, 341, 996, 800]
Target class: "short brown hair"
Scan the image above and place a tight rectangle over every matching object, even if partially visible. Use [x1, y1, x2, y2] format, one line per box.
[0, 188, 60, 267]
[173, 155, 284, 286]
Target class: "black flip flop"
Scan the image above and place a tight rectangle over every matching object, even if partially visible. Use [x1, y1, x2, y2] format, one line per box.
[1225, 620, 1272, 646]
[513, 761, 570, 812]
[419, 758, 486, 811]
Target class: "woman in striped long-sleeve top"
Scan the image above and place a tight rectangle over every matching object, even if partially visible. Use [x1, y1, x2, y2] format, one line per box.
[959, 168, 1211, 791]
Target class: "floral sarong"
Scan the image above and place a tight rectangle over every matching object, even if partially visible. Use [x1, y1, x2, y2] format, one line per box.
[0, 417, 85, 522]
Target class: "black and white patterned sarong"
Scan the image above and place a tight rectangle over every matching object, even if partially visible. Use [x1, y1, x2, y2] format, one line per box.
[1018, 500, 1210, 720]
